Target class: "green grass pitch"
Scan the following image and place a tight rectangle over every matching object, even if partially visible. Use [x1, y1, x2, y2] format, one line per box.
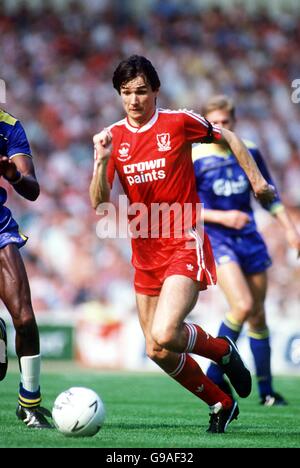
[1, 362, 299, 448]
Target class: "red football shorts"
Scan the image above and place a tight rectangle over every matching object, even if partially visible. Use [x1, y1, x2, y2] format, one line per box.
[132, 229, 217, 296]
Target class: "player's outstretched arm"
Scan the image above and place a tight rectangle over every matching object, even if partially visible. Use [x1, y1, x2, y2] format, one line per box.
[203, 209, 250, 229]
[89, 129, 112, 209]
[0, 154, 40, 201]
[217, 128, 276, 205]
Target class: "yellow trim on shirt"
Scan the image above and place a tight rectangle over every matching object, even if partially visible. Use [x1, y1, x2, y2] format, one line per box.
[0, 109, 17, 126]
[269, 202, 284, 215]
[19, 232, 28, 241]
[9, 153, 32, 159]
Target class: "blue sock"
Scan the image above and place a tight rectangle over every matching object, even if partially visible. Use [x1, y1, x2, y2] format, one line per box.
[207, 313, 242, 385]
[248, 329, 273, 397]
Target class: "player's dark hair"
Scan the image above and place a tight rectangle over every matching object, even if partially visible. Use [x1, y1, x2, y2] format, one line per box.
[202, 95, 236, 121]
[112, 55, 161, 94]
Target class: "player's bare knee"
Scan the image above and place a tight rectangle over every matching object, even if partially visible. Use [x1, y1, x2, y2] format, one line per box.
[7, 291, 32, 316]
[235, 297, 254, 321]
[13, 311, 36, 335]
[151, 328, 177, 350]
[145, 342, 166, 362]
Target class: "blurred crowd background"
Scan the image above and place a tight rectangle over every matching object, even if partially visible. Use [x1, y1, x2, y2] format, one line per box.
[0, 0, 299, 323]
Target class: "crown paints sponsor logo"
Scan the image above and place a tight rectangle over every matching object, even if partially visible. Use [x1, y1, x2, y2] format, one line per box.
[117, 142, 131, 162]
[123, 158, 166, 186]
[123, 158, 166, 174]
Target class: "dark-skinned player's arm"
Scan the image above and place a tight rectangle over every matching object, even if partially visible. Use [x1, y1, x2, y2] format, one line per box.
[0, 154, 39, 201]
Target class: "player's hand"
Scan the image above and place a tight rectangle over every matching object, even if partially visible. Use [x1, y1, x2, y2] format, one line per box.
[254, 182, 276, 205]
[93, 129, 113, 163]
[222, 210, 251, 229]
[0, 156, 19, 180]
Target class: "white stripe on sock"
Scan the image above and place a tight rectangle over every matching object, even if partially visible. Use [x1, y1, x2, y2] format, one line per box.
[184, 323, 197, 352]
[169, 354, 186, 377]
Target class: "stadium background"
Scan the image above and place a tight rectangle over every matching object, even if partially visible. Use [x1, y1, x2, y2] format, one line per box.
[0, 0, 299, 374]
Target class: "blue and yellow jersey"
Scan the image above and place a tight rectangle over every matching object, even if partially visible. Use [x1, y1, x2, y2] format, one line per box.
[192, 139, 283, 237]
[0, 109, 32, 158]
[0, 108, 32, 232]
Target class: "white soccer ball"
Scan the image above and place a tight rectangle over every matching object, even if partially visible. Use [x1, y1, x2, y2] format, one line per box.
[52, 387, 105, 437]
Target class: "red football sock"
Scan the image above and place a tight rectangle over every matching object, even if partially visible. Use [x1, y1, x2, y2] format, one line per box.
[184, 323, 229, 362]
[169, 353, 232, 408]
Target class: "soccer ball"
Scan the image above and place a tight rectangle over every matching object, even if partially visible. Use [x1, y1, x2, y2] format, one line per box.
[52, 387, 105, 437]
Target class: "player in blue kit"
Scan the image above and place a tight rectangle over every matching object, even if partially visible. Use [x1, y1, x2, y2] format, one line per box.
[0, 108, 52, 428]
[192, 95, 300, 405]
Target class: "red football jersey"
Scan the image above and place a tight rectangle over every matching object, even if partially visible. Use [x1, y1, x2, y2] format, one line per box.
[106, 108, 221, 238]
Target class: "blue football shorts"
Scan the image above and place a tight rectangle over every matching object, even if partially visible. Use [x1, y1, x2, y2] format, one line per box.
[0, 217, 28, 249]
[209, 230, 272, 275]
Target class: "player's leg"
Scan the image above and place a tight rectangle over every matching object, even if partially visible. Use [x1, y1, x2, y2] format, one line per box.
[206, 261, 253, 392]
[136, 292, 179, 373]
[246, 272, 287, 406]
[0, 244, 52, 428]
[151, 274, 251, 399]
[0, 316, 8, 381]
[136, 291, 238, 432]
[151, 274, 229, 357]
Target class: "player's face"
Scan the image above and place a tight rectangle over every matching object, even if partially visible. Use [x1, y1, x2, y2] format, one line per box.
[205, 109, 235, 131]
[120, 75, 158, 127]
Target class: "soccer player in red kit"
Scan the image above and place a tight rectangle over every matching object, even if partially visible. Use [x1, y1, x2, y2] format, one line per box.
[90, 55, 275, 433]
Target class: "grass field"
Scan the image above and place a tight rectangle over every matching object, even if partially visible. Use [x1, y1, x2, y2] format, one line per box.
[1, 362, 299, 449]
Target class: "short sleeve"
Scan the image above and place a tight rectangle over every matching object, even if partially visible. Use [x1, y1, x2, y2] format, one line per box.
[7, 121, 32, 158]
[182, 110, 222, 143]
